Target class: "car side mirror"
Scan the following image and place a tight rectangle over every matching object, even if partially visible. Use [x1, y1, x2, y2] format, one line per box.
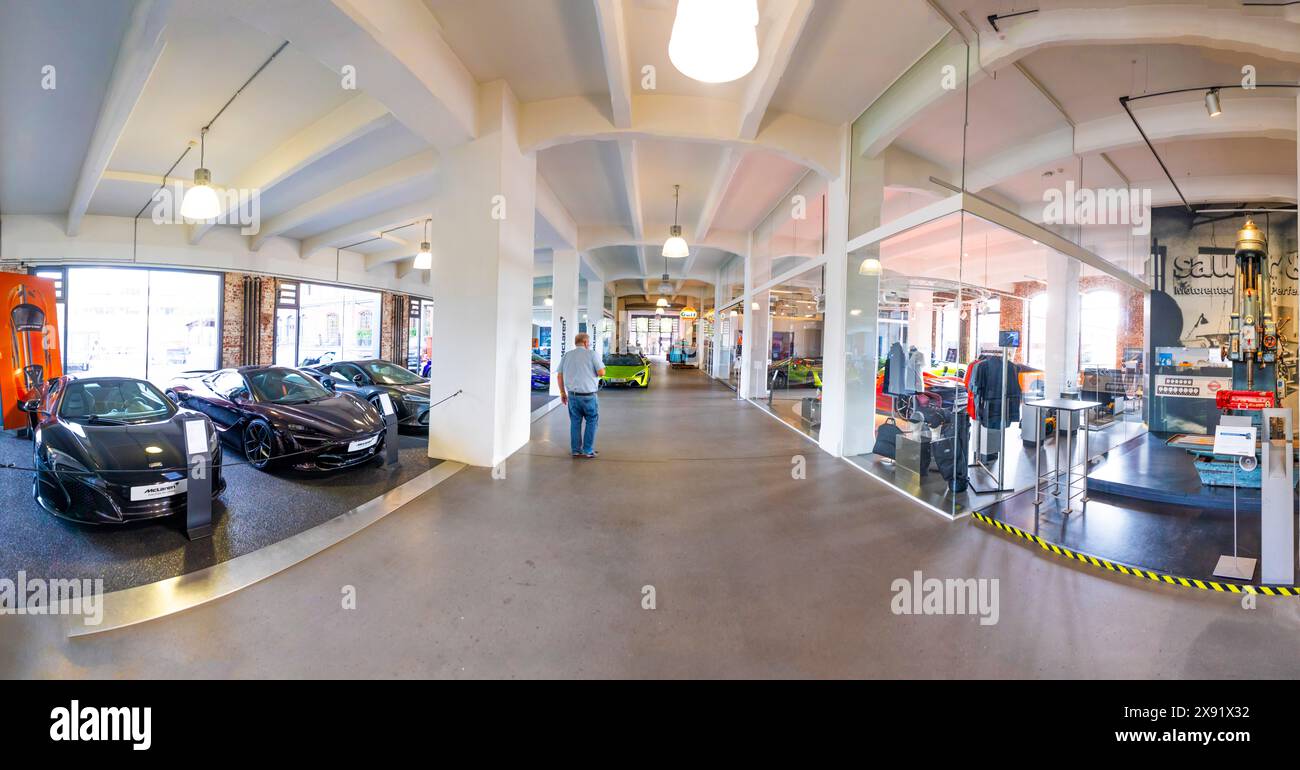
[19, 398, 39, 414]
[321, 377, 336, 392]
[352, 373, 366, 386]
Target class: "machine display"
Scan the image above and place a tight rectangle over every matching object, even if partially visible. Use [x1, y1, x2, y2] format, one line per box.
[2, 274, 63, 430]
[602, 353, 651, 388]
[303, 359, 433, 429]
[167, 366, 386, 471]
[22, 376, 225, 524]
[1222, 219, 1283, 394]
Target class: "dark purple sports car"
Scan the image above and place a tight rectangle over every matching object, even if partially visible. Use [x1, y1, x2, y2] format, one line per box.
[166, 366, 386, 472]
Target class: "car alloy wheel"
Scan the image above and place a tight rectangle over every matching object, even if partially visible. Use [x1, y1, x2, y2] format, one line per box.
[243, 420, 275, 470]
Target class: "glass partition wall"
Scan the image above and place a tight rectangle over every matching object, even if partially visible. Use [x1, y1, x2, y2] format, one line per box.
[841, 31, 1150, 518]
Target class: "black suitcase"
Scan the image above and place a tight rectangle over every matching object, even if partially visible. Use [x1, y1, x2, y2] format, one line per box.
[873, 418, 902, 459]
[932, 414, 970, 492]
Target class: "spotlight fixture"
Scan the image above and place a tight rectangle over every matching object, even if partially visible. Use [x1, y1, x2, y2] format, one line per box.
[662, 184, 689, 258]
[669, 0, 759, 84]
[414, 219, 433, 269]
[1205, 88, 1222, 118]
[180, 128, 221, 220]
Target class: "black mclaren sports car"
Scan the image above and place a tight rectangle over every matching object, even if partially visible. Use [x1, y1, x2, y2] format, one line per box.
[22, 376, 225, 524]
[166, 366, 387, 471]
[301, 359, 433, 429]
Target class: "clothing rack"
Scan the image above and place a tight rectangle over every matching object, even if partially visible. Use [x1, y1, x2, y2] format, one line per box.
[968, 347, 1015, 493]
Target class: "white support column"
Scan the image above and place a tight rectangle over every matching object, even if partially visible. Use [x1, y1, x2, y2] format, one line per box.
[841, 152, 886, 458]
[710, 276, 726, 378]
[909, 290, 934, 363]
[1045, 251, 1081, 397]
[586, 278, 605, 362]
[748, 291, 771, 400]
[427, 82, 536, 468]
[549, 249, 579, 395]
[738, 233, 756, 399]
[818, 126, 851, 456]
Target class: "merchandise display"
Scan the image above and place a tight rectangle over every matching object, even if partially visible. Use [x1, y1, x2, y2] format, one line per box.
[167, 366, 387, 471]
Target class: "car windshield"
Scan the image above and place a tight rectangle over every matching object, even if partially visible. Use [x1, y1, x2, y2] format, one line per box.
[248, 369, 331, 404]
[59, 379, 175, 424]
[363, 361, 424, 385]
[604, 354, 644, 367]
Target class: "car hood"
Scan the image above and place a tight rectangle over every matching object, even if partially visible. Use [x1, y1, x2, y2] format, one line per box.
[605, 364, 648, 374]
[254, 394, 383, 437]
[47, 415, 197, 475]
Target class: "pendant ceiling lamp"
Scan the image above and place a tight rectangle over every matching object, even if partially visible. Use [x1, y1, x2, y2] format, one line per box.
[662, 184, 689, 259]
[180, 127, 221, 220]
[656, 297, 669, 307]
[1204, 88, 1222, 118]
[669, 0, 759, 84]
[414, 219, 433, 269]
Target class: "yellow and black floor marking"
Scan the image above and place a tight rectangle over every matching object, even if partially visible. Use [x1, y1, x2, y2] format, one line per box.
[970, 511, 1300, 596]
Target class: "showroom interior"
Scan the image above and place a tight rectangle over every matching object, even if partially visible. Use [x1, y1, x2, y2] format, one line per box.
[2, 0, 1300, 675]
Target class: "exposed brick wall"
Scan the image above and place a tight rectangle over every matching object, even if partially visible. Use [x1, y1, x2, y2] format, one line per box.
[999, 281, 1040, 364]
[221, 273, 244, 368]
[224, 274, 415, 368]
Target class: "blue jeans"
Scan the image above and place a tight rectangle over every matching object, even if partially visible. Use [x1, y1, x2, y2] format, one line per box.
[567, 394, 599, 455]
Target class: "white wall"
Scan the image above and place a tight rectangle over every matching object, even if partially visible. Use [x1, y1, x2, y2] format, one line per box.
[0, 213, 433, 297]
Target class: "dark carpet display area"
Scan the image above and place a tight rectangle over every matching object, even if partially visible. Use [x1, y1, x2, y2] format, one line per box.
[985, 434, 1299, 584]
[0, 431, 442, 592]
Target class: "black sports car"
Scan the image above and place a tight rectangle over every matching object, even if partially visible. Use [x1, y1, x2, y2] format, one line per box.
[166, 366, 386, 471]
[301, 359, 433, 429]
[21, 376, 225, 524]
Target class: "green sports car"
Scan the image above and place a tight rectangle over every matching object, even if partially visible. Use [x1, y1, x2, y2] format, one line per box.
[602, 353, 651, 388]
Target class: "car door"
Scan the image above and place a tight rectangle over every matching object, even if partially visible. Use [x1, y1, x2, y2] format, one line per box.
[204, 371, 250, 429]
[328, 363, 368, 395]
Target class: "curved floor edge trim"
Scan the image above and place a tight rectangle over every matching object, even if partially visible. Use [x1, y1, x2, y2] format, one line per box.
[969, 511, 1300, 596]
[67, 460, 468, 638]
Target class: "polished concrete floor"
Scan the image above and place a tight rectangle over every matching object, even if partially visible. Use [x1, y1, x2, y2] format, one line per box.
[4, 363, 1300, 678]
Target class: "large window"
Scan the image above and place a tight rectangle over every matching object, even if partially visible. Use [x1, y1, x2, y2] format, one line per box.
[1079, 290, 1120, 369]
[294, 282, 381, 365]
[52, 267, 220, 383]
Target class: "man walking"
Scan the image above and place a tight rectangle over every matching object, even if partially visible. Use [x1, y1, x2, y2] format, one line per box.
[556, 333, 605, 458]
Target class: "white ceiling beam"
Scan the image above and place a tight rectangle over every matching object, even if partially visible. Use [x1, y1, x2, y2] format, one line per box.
[617, 138, 644, 242]
[298, 198, 433, 259]
[189, 93, 394, 244]
[521, 93, 840, 179]
[66, 0, 171, 236]
[695, 147, 743, 243]
[592, 0, 633, 129]
[395, 259, 417, 280]
[536, 173, 579, 249]
[228, 0, 476, 151]
[251, 149, 437, 250]
[859, 4, 1300, 158]
[738, 0, 815, 140]
[365, 243, 416, 271]
[966, 97, 1297, 192]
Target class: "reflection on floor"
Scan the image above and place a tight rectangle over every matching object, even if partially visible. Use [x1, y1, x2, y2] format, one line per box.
[985, 433, 1299, 583]
[0, 430, 440, 592]
[847, 414, 1148, 516]
[754, 389, 821, 440]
